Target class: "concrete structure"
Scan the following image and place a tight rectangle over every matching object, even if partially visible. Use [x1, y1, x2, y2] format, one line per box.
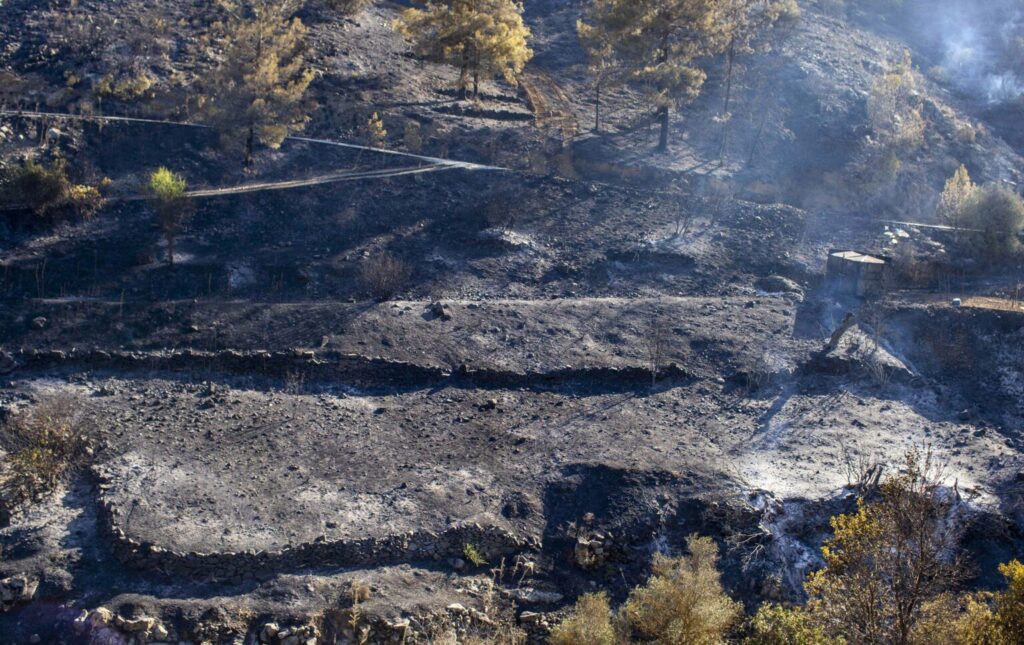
[826, 250, 889, 297]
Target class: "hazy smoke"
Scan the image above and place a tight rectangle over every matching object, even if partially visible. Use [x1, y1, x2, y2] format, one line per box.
[925, 0, 1024, 103]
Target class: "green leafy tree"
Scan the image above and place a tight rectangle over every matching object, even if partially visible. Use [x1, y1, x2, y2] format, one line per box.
[147, 167, 191, 266]
[395, 0, 533, 99]
[204, 0, 315, 167]
[715, 0, 800, 161]
[956, 185, 1024, 262]
[717, 0, 800, 117]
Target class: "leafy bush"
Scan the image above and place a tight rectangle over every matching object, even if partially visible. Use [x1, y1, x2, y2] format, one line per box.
[954, 561, 1024, 645]
[867, 50, 925, 151]
[1, 159, 103, 224]
[623, 535, 742, 645]
[94, 71, 156, 101]
[805, 449, 962, 644]
[549, 593, 617, 645]
[359, 253, 409, 302]
[11, 159, 73, 216]
[0, 397, 94, 524]
[743, 604, 837, 645]
[956, 185, 1024, 261]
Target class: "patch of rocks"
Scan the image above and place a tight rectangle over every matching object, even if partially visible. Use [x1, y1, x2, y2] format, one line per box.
[573, 530, 614, 570]
[259, 622, 320, 645]
[71, 607, 170, 643]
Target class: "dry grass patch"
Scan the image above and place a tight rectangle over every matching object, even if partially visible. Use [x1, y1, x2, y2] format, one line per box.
[0, 396, 94, 524]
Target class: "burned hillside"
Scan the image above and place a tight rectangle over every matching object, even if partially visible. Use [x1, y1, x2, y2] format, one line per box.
[1, 0, 1024, 643]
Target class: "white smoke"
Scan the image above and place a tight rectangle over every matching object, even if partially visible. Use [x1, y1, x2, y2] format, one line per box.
[929, 1, 1023, 103]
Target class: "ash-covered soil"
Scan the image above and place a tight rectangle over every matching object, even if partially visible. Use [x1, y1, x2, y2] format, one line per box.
[2, 0, 1024, 642]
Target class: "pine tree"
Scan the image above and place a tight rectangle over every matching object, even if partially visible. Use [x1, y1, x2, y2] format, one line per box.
[577, 2, 620, 133]
[717, 0, 799, 117]
[577, 0, 737, 152]
[395, 0, 532, 99]
[715, 0, 799, 162]
[204, 0, 315, 167]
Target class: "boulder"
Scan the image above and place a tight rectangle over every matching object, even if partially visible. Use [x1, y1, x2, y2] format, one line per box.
[0, 575, 38, 612]
[756, 275, 804, 299]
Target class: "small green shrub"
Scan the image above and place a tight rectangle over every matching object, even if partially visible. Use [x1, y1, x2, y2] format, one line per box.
[463, 543, 488, 567]
[94, 71, 156, 101]
[12, 159, 73, 216]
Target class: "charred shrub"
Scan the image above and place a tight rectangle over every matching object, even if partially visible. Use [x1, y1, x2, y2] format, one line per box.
[359, 253, 410, 302]
[319, 0, 373, 15]
[0, 397, 94, 525]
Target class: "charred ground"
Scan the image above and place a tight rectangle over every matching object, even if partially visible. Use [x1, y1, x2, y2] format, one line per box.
[1, 0, 1024, 643]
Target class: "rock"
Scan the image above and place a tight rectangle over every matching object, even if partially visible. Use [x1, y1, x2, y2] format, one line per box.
[506, 588, 564, 604]
[72, 610, 90, 633]
[118, 615, 157, 633]
[91, 607, 114, 625]
[476, 227, 535, 249]
[0, 350, 16, 374]
[574, 534, 608, 570]
[152, 623, 170, 640]
[428, 301, 453, 321]
[0, 575, 38, 611]
[755, 275, 804, 299]
[446, 603, 467, 614]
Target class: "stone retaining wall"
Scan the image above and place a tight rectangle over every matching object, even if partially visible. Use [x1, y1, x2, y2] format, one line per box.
[4, 348, 691, 390]
[93, 469, 538, 580]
